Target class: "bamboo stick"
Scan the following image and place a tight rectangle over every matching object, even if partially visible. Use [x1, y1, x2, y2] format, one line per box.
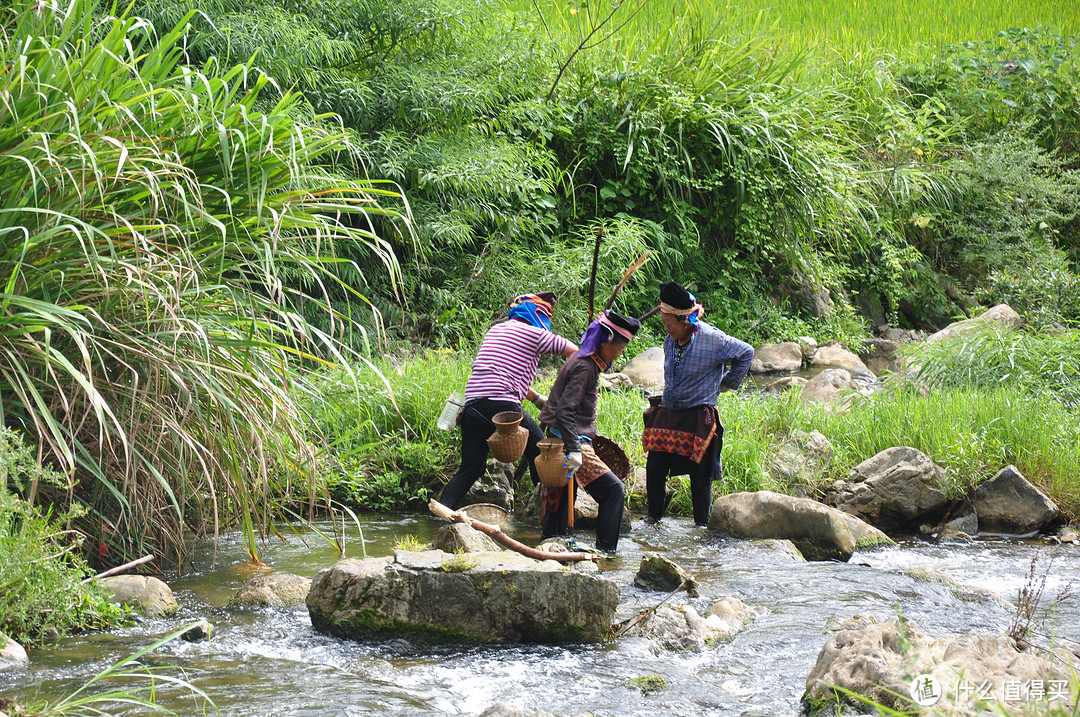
[83, 554, 155, 583]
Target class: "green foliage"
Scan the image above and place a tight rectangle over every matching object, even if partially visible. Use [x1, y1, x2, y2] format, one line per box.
[904, 327, 1080, 406]
[901, 27, 1080, 152]
[300, 352, 468, 510]
[977, 268, 1080, 329]
[0, 0, 399, 562]
[0, 430, 131, 647]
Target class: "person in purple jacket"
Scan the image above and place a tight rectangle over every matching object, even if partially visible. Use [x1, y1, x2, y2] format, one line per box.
[643, 281, 754, 526]
[537, 310, 641, 553]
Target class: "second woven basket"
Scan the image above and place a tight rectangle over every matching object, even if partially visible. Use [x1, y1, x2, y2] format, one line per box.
[487, 411, 528, 462]
[535, 437, 570, 488]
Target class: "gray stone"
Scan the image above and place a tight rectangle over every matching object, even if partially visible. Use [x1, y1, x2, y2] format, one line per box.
[463, 460, 514, 510]
[620, 346, 665, 391]
[709, 491, 858, 561]
[803, 617, 1077, 714]
[0, 633, 28, 671]
[941, 509, 978, 538]
[796, 336, 819, 361]
[812, 344, 875, 379]
[770, 430, 834, 488]
[754, 539, 806, 561]
[763, 376, 808, 394]
[598, 372, 633, 391]
[799, 368, 868, 410]
[704, 596, 757, 629]
[974, 465, 1060, 534]
[927, 303, 1022, 342]
[230, 572, 311, 608]
[634, 553, 689, 592]
[837, 513, 895, 550]
[180, 619, 214, 642]
[826, 447, 949, 531]
[750, 342, 803, 373]
[307, 550, 619, 643]
[626, 602, 751, 650]
[102, 575, 178, 617]
[858, 338, 902, 376]
[435, 523, 504, 553]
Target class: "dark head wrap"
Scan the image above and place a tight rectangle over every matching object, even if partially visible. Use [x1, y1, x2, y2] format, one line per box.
[659, 281, 704, 325]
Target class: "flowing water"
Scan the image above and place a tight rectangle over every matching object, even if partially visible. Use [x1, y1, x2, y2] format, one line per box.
[3, 515, 1078, 716]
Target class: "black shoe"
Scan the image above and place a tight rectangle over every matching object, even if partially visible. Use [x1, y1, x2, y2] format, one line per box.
[643, 516, 661, 526]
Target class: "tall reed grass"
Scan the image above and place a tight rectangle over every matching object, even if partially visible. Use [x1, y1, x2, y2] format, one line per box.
[0, 0, 402, 562]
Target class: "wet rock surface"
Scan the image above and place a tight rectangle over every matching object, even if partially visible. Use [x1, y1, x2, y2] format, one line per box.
[307, 550, 619, 643]
[709, 490, 862, 561]
[826, 446, 949, 531]
[230, 572, 312, 607]
[803, 616, 1078, 714]
[101, 575, 178, 617]
[974, 465, 1060, 534]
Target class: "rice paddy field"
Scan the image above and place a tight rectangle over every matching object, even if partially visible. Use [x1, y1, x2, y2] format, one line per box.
[515, 0, 1080, 62]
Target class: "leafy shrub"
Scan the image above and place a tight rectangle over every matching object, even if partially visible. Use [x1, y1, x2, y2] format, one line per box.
[0, 429, 131, 647]
[903, 326, 1080, 406]
[900, 27, 1080, 153]
[976, 268, 1080, 329]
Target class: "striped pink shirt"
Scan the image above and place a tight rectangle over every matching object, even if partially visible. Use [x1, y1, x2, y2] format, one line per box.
[464, 320, 570, 403]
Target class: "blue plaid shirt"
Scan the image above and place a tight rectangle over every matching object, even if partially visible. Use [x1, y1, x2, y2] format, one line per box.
[661, 320, 754, 410]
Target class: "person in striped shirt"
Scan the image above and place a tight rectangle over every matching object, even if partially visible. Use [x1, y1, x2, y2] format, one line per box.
[643, 281, 754, 526]
[439, 293, 578, 509]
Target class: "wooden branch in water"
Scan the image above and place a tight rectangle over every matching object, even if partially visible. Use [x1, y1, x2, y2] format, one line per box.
[83, 554, 155, 583]
[428, 500, 597, 563]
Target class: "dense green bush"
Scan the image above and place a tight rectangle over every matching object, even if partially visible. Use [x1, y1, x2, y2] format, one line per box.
[0, 430, 131, 647]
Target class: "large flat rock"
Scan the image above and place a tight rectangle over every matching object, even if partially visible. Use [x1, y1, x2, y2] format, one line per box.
[307, 550, 619, 644]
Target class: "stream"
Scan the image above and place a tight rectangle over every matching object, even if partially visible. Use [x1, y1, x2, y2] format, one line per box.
[3, 514, 1078, 716]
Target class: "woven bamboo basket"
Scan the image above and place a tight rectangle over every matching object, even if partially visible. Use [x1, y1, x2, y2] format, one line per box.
[459, 503, 512, 530]
[487, 410, 528, 462]
[535, 437, 570, 488]
[592, 435, 630, 482]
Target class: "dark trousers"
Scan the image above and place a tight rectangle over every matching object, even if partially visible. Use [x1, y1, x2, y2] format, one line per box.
[440, 399, 543, 509]
[541, 472, 625, 552]
[646, 434, 720, 526]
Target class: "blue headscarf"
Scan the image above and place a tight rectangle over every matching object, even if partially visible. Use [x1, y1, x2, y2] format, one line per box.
[507, 294, 554, 332]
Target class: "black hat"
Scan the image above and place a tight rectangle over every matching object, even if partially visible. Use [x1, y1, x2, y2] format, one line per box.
[659, 281, 694, 310]
[536, 291, 557, 306]
[604, 311, 641, 341]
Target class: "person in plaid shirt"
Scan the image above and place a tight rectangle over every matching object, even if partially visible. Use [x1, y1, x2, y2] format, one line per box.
[643, 281, 754, 526]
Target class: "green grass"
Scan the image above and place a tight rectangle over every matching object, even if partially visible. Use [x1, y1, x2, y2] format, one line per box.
[520, 0, 1080, 64]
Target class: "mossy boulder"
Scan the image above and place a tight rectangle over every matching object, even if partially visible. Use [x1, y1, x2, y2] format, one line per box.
[306, 550, 618, 644]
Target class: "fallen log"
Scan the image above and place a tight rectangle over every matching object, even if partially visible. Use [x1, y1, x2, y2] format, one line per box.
[428, 499, 597, 563]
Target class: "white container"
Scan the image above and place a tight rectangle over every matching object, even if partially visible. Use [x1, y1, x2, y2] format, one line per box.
[436, 391, 465, 430]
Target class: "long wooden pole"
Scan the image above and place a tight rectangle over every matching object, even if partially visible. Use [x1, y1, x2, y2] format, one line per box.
[428, 500, 597, 563]
[587, 227, 603, 322]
